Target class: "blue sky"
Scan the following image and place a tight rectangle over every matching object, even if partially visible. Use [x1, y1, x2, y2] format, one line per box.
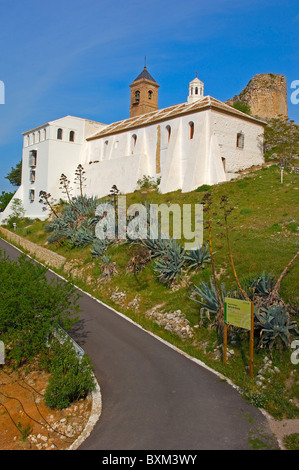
[0, 0, 298, 192]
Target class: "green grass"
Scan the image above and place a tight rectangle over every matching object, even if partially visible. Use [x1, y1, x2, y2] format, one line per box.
[2, 165, 299, 420]
[283, 433, 299, 450]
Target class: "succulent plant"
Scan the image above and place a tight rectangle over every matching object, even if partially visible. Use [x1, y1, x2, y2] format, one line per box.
[90, 239, 108, 258]
[154, 240, 185, 285]
[191, 278, 226, 315]
[70, 225, 95, 247]
[255, 304, 299, 350]
[184, 243, 211, 270]
[250, 271, 276, 297]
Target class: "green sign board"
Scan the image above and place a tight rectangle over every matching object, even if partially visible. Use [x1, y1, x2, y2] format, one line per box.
[224, 297, 252, 330]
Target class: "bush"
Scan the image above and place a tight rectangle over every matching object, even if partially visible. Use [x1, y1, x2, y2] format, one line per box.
[44, 339, 96, 410]
[0, 252, 80, 366]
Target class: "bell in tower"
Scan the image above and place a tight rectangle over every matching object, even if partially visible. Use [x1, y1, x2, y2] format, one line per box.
[129, 66, 159, 118]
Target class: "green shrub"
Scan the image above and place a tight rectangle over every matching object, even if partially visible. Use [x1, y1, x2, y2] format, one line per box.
[44, 339, 95, 410]
[0, 252, 80, 366]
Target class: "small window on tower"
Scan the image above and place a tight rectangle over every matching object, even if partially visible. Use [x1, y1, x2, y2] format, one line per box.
[29, 189, 35, 203]
[57, 128, 63, 140]
[69, 131, 75, 142]
[30, 170, 36, 183]
[195, 87, 198, 95]
[135, 91, 140, 102]
[148, 90, 153, 100]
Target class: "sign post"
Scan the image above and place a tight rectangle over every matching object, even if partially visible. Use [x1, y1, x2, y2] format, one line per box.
[224, 298, 254, 377]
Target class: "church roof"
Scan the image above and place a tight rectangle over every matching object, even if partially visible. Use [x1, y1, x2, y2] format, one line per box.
[87, 96, 266, 141]
[132, 66, 157, 83]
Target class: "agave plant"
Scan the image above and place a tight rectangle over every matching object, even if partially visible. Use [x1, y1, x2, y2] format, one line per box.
[250, 271, 276, 297]
[154, 240, 185, 285]
[184, 243, 211, 270]
[70, 225, 95, 248]
[190, 277, 226, 315]
[90, 239, 109, 258]
[255, 304, 298, 350]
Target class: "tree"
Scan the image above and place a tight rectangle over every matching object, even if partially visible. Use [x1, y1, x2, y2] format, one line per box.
[263, 118, 299, 167]
[0, 191, 14, 211]
[5, 161, 22, 187]
[232, 100, 251, 115]
[9, 198, 25, 219]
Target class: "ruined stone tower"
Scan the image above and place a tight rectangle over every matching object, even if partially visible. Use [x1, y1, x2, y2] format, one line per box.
[227, 74, 288, 120]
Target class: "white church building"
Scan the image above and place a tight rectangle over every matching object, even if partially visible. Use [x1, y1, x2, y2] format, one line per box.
[0, 68, 265, 222]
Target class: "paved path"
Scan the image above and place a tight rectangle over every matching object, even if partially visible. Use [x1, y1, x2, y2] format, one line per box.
[0, 238, 279, 450]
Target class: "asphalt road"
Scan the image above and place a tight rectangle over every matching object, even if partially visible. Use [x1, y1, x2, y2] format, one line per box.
[0, 238, 279, 450]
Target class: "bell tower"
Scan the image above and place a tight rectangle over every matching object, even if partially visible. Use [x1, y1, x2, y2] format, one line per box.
[188, 75, 204, 104]
[130, 66, 159, 118]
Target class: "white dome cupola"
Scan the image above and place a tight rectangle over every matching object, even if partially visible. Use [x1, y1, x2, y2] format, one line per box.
[188, 74, 204, 104]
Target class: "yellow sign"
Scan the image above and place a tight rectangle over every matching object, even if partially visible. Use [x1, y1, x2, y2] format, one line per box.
[224, 297, 252, 330]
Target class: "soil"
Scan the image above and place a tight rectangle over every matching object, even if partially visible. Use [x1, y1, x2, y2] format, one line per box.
[0, 362, 92, 450]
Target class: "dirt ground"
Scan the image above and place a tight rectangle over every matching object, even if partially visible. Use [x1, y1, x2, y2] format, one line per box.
[0, 362, 92, 450]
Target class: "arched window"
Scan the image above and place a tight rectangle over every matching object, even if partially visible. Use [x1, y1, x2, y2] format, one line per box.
[148, 90, 153, 100]
[195, 87, 198, 95]
[131, 134, 137, 153]
[43, 128, 47, 140]
[236, 132, 245, 149]
[135, 90, 140, 103]
[38, 131, 40, 142]
[69, 131, 75, 142]
[57, 128, 63, 140]
[189, 121, 194, 139]
[165, 125, 171, 144]
[104, 140, 109, 158]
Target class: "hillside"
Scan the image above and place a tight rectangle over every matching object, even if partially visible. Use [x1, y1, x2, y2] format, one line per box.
[1, 165, 298, 424]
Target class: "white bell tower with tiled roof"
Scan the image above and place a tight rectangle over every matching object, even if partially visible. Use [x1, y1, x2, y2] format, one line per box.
[188, 74, 204, 104]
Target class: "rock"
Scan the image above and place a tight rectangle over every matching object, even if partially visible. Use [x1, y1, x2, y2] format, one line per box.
[226, 73, 288, 120]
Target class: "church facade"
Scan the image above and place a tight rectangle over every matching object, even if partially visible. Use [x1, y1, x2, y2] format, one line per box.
[1, 68, 265, 222]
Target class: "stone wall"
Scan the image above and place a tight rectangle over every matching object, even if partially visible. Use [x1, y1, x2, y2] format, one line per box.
[227, 74, 288, 120]
[0, 227, 66, 269]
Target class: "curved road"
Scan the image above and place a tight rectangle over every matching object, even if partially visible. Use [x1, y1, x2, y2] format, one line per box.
[0, 238, 278, 450]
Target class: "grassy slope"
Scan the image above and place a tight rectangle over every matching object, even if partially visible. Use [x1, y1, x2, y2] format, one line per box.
[5, 165, 299, 420]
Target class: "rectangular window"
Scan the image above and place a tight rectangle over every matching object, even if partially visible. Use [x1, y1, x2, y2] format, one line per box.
[29, 189, 35, 202]
[30, 170, 36, 183]
[236, 132, 245, 149]
[29, 150, 37, 167]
